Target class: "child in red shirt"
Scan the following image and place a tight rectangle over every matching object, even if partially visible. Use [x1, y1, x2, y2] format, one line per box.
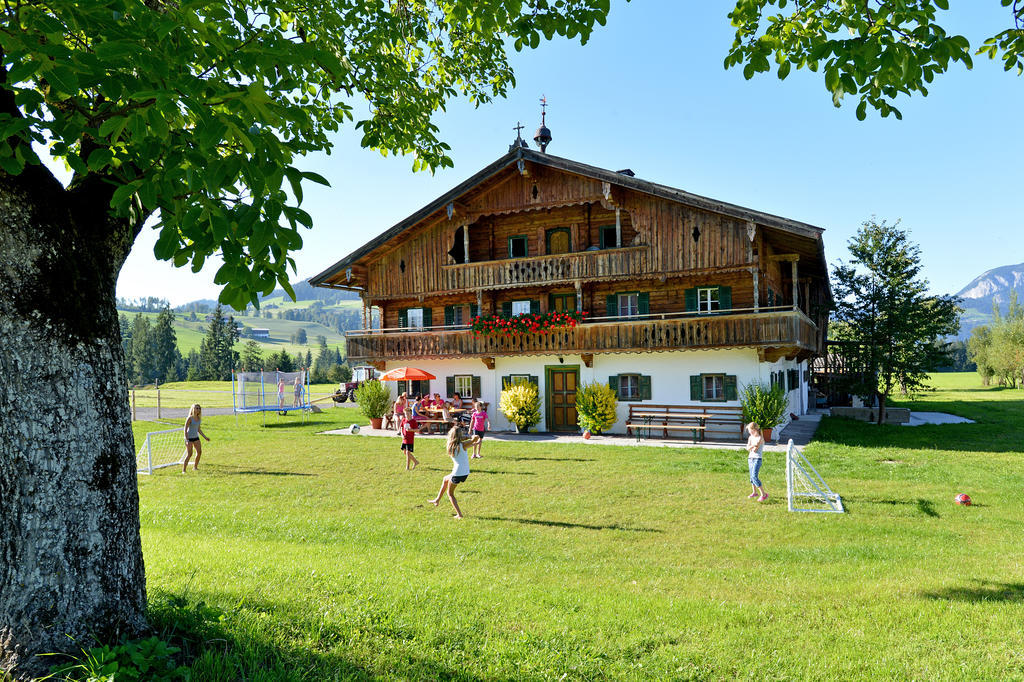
[400, 407, 420, 470]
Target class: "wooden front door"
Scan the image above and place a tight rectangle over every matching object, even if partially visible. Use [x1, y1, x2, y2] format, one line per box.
[546, 366, 579, 432]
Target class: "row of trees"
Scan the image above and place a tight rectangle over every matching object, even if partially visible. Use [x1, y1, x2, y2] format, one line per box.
[119, 309, 181, 385]
[968, 292, 1024, 388]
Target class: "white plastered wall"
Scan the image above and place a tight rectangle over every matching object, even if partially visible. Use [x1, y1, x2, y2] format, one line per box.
[384, 348, 810, 434]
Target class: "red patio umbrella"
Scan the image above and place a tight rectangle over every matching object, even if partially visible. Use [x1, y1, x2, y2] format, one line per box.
[377, 367, 436, 381]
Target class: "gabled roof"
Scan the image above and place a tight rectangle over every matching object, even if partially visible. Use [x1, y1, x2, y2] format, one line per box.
[309, 147, 827, 287]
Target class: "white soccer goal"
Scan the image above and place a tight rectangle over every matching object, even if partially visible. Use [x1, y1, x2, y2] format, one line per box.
[136, 428, 186, 475]
[786, 439, 844, 513]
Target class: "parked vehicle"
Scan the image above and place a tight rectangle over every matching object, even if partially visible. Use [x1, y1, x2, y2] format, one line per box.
[332, 366, 379, 403]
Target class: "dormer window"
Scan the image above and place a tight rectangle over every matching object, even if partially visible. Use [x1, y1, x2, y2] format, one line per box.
[509, 235, 528, 258]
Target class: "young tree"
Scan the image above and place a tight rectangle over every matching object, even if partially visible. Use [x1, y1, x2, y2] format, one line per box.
[0, 1, 618, 674]
[726, 2, 1024, 120]
[239, 340, 265, 372]
[832, 219, 961, 423]
[151, 307, 181, 382]
[291, 328, 308, 345]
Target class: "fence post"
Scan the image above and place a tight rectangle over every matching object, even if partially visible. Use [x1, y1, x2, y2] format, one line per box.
[156, 379, 161, 419]
[131, 389, 136, 422]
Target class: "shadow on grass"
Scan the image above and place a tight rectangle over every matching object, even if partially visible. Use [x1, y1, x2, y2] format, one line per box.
[148, 591, 486, 681]
[921, 580, 1024, 603]
[504, 456, 596, 463]
[215, 467, 317, 477]
[478, 515, 662, 533]
[841, 496, 941, 517]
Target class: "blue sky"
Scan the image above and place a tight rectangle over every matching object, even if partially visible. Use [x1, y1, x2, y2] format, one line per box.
[116, 2, 1024, 305]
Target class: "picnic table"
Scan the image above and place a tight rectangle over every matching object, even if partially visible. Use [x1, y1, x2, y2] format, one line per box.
[626, 410, 709, 443]
[419, 406, 468, 433]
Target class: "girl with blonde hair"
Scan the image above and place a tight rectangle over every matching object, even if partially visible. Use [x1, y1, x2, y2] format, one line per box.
[745, 422, 767, 501]
[182, 404, 211, 473]
[429, 424, 480, 519]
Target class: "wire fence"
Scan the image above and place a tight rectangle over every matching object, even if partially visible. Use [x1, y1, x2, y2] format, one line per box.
[126, 384, 350, 420]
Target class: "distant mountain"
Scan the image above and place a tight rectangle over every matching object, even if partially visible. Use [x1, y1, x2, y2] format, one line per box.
[953, 262, 1024, 338]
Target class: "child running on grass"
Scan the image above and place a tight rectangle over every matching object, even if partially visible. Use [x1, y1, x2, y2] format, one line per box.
[400, 407, 420, 470]
[745, 422, 767, 502]
[469, 400, 489, 459]
[430, 424, 480, 520]
[181, 404, 211, 473]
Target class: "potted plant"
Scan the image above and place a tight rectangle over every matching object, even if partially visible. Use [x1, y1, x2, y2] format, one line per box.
[575, 381, 618, 435]
[499, 380, 541, 433]
[354, 379, 392, 429]
[739, 381, 787, 440]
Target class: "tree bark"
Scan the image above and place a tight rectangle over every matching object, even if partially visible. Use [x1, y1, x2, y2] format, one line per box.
[0, 167, 147, 679]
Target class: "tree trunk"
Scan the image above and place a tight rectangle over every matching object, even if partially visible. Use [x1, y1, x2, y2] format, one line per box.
[0, 168, 147, 679]
[876, 391, 887, 425]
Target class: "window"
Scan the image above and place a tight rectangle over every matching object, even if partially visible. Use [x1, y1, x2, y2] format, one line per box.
[703, 374, 724, 400]
[453, 375, 474, 397]
[690, 374, 737, 402]
[599, 225, 618, 249]
[697, 287, 720, 312]
[399, 379, 431, 398]
[406, 308, 424, 329]
[508, 235, 528, 258]
[618, 293, 639, 317]
[550, 293, 576, 313]
[546, 228, 571, 255]
[512, 300, 531, 316]
[443, 305, 464, 327]
[619, 374, 640, 400]
[610, 374, 651, 401]
[502, 374, 538, 389]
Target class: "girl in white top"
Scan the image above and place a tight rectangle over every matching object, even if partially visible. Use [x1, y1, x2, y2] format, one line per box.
[182, 404, 211, 473]
[745, 422, 767, 502]
[429, 424, 480, 520]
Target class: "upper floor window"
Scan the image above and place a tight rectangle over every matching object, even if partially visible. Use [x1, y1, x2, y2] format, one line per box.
[697, 287, 720, 312]
[546, 228, 571, 255]
[599, 225, 618, 249]
[509, 235, 528, 258]
[512, 300, 531, 316]
[619, 293, 639, 317]
[550, 293, 576, 313]
[406, 308, 424, 329]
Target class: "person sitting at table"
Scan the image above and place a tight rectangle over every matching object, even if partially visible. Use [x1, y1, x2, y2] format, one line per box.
[451, 393, 463, 410]
[388, 392, 408, 430]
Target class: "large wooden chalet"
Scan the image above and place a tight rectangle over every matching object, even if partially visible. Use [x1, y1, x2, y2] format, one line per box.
[311, 141, 831, 434]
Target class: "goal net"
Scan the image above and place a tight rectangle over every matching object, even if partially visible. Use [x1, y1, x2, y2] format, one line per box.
[234, 370, 309, 413]
[786, 439, 844, 513]
[136, 428, 186, 475]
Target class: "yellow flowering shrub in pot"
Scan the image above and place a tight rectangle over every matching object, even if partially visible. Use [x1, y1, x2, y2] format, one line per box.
[575, 381, 618, 435]
[499, 380, 541, 433]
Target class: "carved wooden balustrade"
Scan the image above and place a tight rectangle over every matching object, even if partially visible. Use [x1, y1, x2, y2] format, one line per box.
[346, 310, 818, 362]
[442, 245, 648, 290]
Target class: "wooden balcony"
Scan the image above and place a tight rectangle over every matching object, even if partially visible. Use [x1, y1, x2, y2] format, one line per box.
[442, 246, 648, 291]
[346, 310, 819, 362]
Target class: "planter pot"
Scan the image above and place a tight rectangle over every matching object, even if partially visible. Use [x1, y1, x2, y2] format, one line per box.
[370, 417, 383, 430]
[762, 427, 772, 441]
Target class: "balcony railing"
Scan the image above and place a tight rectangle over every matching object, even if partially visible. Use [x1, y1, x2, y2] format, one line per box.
[345, 308, 819, 362]
[442, 245, 648, 291]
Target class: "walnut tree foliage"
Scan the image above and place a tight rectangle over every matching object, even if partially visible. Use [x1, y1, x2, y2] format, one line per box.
[726, 1, 1024, 119]
[0, 0, 618, 309]
[832, 219, 962, 421]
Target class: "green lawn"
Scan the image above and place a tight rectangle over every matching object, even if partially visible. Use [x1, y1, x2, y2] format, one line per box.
[132, 373, 1024, 680]
[130, 381, 343, 410]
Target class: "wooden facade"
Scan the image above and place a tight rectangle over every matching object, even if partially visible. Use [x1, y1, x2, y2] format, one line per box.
[311, 148, 831, 365]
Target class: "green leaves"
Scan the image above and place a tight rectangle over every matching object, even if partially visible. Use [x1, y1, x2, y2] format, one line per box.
[724, 0, 1007, 120]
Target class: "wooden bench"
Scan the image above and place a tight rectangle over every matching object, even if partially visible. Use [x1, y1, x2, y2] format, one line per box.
[416, 419, 453, 434]
[626, 404, 746, 441]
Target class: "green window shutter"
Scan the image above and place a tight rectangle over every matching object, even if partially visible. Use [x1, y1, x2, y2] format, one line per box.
[502, 301, 513, 319]
[690, 375, 702, 401]
[446, 376, 455, 396]
[398, 308, 408, 328]
[718, 286, 732, 311]
[501, 375, 511, 390]
[724, 375, 738, 401]
[471, 375, 482, 399]
[422, 308, 432, 329]
[548, 293, 556, 312]
[638, 292, 650, 315]
[530, 299, 540, 315]
[470, 303, 479, 319]
[606, 294, 616, 317]
[529, 375, 539, 386]
[599, 227, 608, 249]
[684, 288, 697, 312]
[639, 375, 652, 400]
[608, 375, 619, 399]
[444, 306, 454, 326]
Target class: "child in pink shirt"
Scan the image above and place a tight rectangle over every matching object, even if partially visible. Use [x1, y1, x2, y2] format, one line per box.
[469, 400, 489, 459]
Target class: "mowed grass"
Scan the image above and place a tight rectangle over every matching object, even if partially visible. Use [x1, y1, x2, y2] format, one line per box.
[135, 374, 1024, 680]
